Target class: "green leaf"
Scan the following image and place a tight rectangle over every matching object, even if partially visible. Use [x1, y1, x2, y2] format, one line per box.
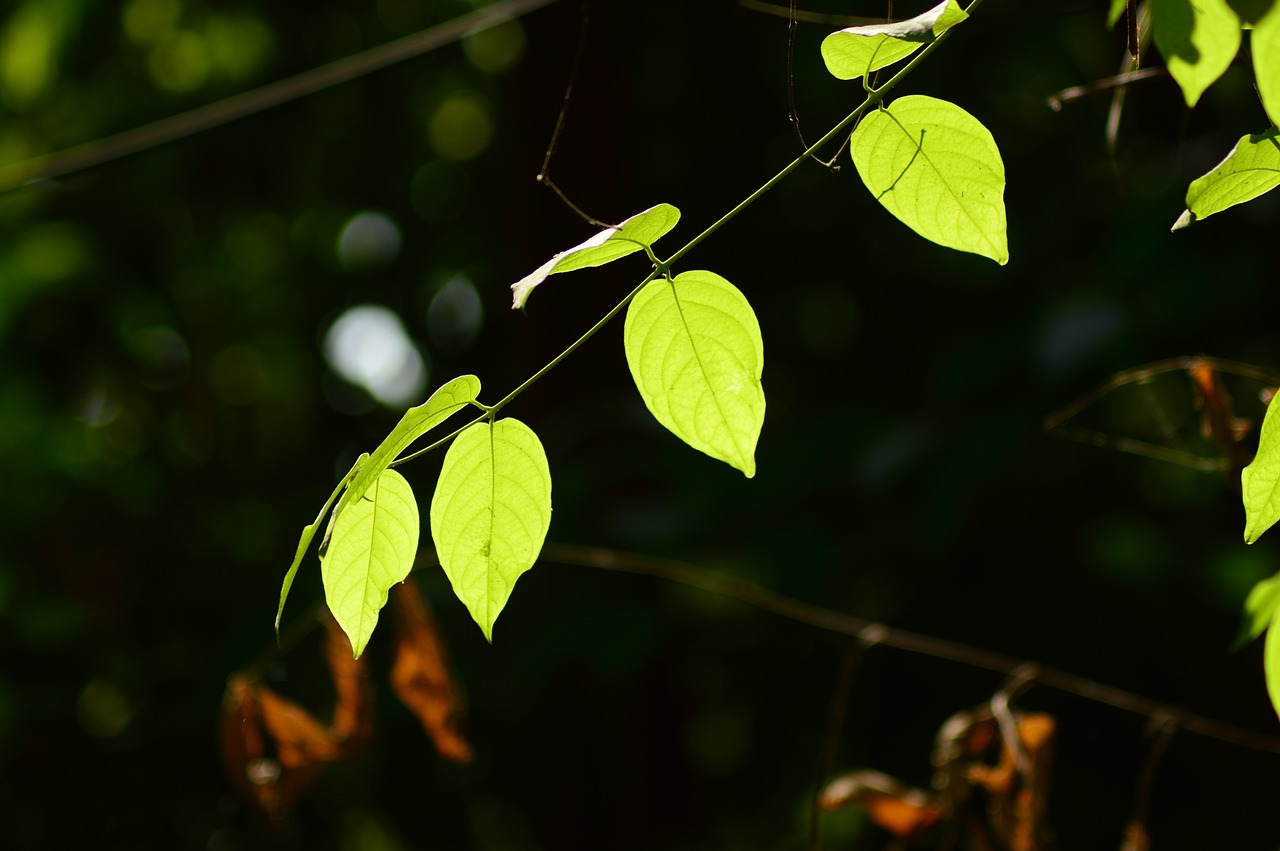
[322, 468, 420, 658]
[511, 203, 681, 309]
[850, 95, 1008, 265]
[1254, 5, 1280, 125]
[1172, 128, 1280, 229]
[276, 454, 367, 635]
[1266, 608, 1280, 719]
[821, 0, 967, 81]
[430, 419, 552, 641]
[624, 270, 765, 477]
[1243, 391, 1280, 542]
[1150, 0, 1241, 107]
[341, 375, 481, 510]
[1237, 572, 1280, 647]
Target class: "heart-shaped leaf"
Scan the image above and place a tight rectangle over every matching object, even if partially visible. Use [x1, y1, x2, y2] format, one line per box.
[430, 419, 552, 641]
[850, 95, 1008, 265]
[624, 270, 765, 477]
[322, 468, 420, 658]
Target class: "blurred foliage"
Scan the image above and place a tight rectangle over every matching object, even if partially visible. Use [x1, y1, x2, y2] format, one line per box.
[3, 0, 1280, 849]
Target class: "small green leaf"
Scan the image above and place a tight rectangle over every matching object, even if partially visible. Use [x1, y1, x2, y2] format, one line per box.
[1266, 608, 1280, 718]
[431, 419, 552, 641]
[341, 375, 481, 510]
[1243, 393, 1280, 542]
[1254, 5, 1280, 125]
[1150, 0, 1241, 107]
[624, 270, 765, 477]
[1172, 128, 1280, 229]
[1237, 572, 1280, 647]
[511, 203, 680, 309]
[276, 521, 320, 633]
[322, 468, 420, 658]
[850, 95, 1008, 265]
[821, 0, 967, 80]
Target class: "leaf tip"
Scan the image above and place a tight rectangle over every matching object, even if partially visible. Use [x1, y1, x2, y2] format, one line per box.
[1171, 209, 1195, 231]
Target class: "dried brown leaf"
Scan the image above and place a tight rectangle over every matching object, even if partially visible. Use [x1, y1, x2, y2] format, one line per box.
[323, 614, 374, 752]
[819, 769, 942, 840]
[389, 578, 473, 764]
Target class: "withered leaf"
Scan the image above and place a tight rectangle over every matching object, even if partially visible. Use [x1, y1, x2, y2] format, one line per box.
[819, 769, 942, 840]
[389, 578, 473, 764]
[323, 613, 374, 752]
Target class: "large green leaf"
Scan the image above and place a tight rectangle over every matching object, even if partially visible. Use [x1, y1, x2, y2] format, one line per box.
[1150, 0, 1241, 106]
[430, 419, 552, 641]
[1254, 5, 1280, 125]
[850, 95, 1008, 265]
[322, 468, 420, 658]
[1243, 391, 1280, 542]
[624, 270, 765, 477]
[820, 0, 967, 81]
[511, 203, 680, 309]
[1172, 129, 1280, 229]
[341, 375, 481, 510]
[1238, 572, 1280, 647]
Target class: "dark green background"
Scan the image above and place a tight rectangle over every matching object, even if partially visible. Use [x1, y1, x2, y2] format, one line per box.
[3, 0, 1280, 848]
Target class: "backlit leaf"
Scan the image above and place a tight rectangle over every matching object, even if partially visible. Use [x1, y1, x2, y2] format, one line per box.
[322, 468, 420, 658]
[341, 375, 481, 510]
[850, 95, 1008, 264]
[1150, 0, 1240, 106]
[1237, 572, 1280, 646]
[821, 0, 967, 80]
[430, 419, 552, 641]
[1253, 5, 1280, 124]
[389, 578, 473, 763]
[1266, 608, 1280, 718]
[511, 203, 680, 309]
[1242, 391, 1280, 542]
[1109, 0, 1129, 28]
[624, 270, 765, 477]
[1172, 129, 1280, 230]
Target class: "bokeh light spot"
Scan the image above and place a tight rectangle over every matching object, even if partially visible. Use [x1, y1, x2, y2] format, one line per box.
[148, 29, 210, 93]
[122, 0, 181, 44]
[427, 275, 484, 352]
[463, 20, 526, 74]
[129, 326, 191, 389]
[324, 305, 427, 408]
[76, 679, 132, 739]
[336, 211, 402, 272]
[427, 91, 493, 162]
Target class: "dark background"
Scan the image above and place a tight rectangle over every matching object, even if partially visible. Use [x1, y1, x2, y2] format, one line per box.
[3, 0, 1280, 848]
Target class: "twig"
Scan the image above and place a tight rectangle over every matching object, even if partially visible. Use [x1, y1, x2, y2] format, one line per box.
[541, 543, 1280, 756]
[1047, 67, 1164, 111]
[0, 0, 559, 193]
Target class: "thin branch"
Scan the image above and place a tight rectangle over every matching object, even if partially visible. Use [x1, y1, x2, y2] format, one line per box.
[0, 0, 559, 193]
[541, 543, 1280, 757]
[536, 0, 613, 228]
[1047, 66, 1165, 111]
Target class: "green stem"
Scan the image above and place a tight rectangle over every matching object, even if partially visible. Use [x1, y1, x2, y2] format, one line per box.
[397, 0, 983, 452]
